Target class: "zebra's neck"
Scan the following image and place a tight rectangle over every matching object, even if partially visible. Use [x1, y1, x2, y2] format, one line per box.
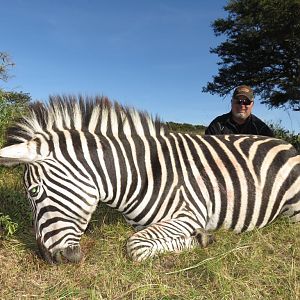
[91, 132, 191, 227]
[94, 133, 152, 211]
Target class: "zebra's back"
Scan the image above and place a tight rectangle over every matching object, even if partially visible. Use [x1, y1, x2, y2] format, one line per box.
[151, 133, 300, 233]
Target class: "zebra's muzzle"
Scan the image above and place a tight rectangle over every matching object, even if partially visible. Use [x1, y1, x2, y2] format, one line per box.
[36, 237, 82, 264]
[53, 245, 83, 264]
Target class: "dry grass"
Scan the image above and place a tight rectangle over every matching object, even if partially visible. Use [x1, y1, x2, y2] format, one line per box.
[0, 168, 299, 300]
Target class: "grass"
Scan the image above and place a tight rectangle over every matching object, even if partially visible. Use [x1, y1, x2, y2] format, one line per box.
[0, 167, 299, 300]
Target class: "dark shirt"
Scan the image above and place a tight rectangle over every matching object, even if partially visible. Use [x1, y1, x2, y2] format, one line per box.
[205, 112, 274, 137]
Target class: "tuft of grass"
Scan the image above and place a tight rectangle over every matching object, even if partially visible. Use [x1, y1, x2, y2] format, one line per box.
[0, 168, 299, 299]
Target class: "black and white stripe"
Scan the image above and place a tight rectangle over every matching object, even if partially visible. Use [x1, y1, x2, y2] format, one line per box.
[4, 95, 300, 262]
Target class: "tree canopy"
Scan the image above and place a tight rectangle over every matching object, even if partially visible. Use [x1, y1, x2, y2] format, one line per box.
[0, 51, 30, 107]
[203, 0, 300, 111]
[0, 52, 15, 82]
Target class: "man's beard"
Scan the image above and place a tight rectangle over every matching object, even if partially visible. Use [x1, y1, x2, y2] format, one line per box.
[232, 111, 248, 121]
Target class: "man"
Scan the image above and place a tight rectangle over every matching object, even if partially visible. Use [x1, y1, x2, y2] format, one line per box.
[205, 85, 274, 137]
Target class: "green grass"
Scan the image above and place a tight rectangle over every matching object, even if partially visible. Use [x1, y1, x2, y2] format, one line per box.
[0, 168, 299, 300]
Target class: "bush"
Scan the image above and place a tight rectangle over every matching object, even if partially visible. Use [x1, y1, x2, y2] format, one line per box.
[0, 90, 30, 146]
[269, 122, 300, 152]
[167, 121, 206, 134]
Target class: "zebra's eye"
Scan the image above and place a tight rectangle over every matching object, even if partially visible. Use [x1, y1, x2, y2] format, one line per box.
[28, 186, 40, 198]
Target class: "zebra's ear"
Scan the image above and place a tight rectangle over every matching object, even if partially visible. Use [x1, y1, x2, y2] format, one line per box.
[0, 141, 40, 166]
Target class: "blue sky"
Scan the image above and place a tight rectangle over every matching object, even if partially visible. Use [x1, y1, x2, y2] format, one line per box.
[1, 0, 299, 133]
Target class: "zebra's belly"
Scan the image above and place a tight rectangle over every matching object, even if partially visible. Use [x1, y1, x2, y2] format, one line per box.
[204, 194, 284, 233]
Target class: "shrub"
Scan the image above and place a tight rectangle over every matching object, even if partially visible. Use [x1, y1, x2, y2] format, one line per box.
[0, 90, 30, 146]
[167, 121, 206, 134]
[269, 122, 300, 152]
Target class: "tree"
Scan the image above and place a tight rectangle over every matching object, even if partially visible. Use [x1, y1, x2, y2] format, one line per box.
[0, 52, 15, 82]
[203, 0, 300, 111]
[0, 90, 31, 145]
[0, 52, 31, 145]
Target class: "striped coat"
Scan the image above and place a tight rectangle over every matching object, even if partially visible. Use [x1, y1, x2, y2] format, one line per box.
[0, 96, 299, 263]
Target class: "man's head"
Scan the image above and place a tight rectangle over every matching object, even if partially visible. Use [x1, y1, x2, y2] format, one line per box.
[231, 85, 254, 124]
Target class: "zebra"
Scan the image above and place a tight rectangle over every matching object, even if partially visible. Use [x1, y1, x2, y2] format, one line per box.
[0, 95, 299, 263]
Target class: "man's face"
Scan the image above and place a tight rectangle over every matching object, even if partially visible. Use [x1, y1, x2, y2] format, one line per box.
[231, 95, 253, 123]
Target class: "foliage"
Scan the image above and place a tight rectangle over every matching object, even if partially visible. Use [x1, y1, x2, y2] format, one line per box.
[270, 122, 300, 152]
[0, 52, 31, 237]
[0, 90, 31, 146]
[203, 0, 300, 111]
[0, 213, 18, 237]
[0, 52, 15, 82]
[166, 121, 206, 134]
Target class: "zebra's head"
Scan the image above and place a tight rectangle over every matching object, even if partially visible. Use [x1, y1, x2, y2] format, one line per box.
[0, 136, 99, 264]
[0, 95, 167, 263]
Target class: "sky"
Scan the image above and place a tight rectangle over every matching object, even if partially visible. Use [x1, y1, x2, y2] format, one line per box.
[1, 0, 299, 133]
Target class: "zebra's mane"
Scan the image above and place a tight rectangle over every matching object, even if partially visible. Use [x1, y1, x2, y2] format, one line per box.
[6, 95, 168, 144]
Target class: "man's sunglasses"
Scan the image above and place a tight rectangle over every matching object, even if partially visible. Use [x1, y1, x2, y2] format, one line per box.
[233, 98, 253, 106]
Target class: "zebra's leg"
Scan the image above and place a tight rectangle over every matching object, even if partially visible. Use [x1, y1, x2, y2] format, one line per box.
[281, 198, 300, 223]
[282, 206, 300, 223]
[291, 199, 300, 222]
[126, 219, 215, 262]
[193, 228, 216, 247]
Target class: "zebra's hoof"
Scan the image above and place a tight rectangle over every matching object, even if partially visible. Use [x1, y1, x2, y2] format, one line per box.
[194, 228, 216, 248]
